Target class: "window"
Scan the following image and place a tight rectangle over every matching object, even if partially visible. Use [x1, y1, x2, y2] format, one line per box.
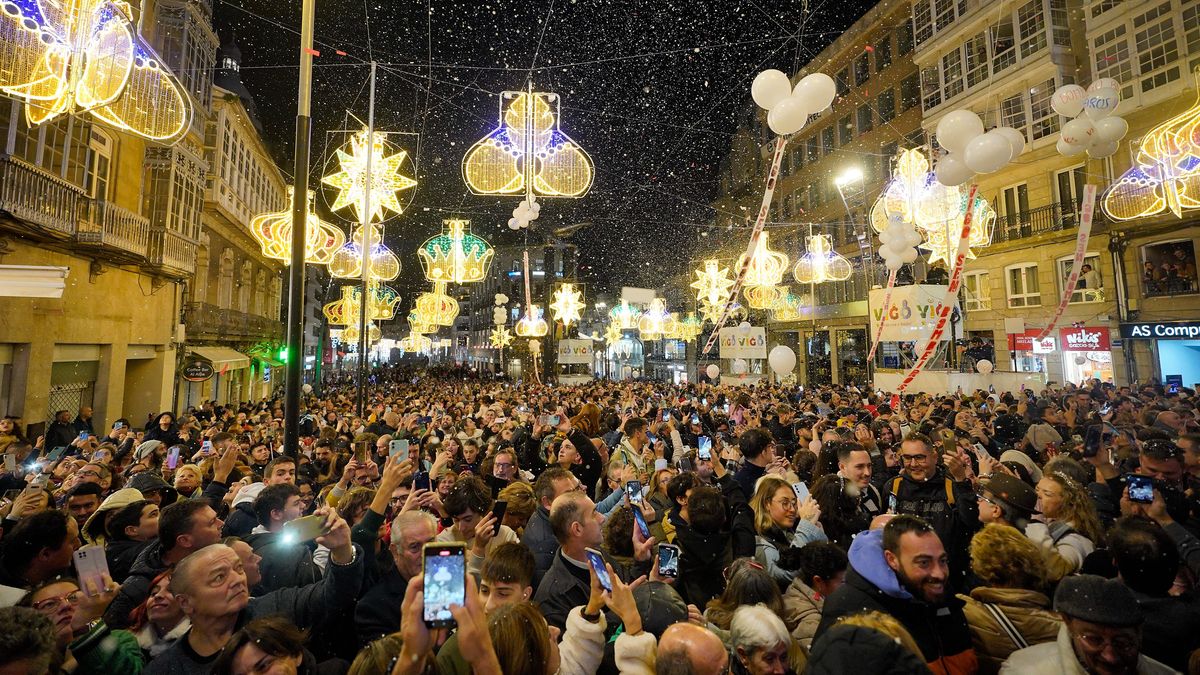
[1055, 165, 1086, 210]
[881, 141, 899, 181]
[963, 271, 991, 311]
[991, 17, 1017, 72]
[996, 182, 1030, 232]
[921, 66, 942, 109]
[1030, 79, 1058, 140]
[86, 128, 113, 201]
[964, 34, 988, 88]
[838, 114, 853, 146]
[1092, 0, 1120, 18]
[805, 136, 819, 163]
[914, 0, 933, 46]
[1134, 8, 1180, 93]
[941, 49, 964, 100]
[1058, 253, 1104, 303]
[854, 53, 870, 86]
[905, 128, 926, 149]
[1093, 25, 1134, 99]
[934, 0, 955, 31]
[875, 35, 892, 71]
[1017, 0, 1047, 58]
[878, 89, 896, 123]
[1186, 5, 1200, 72]
[1049, 0, 1070, 48]
[821, 126, 836, 156]
[897, 21, 914, 56]
[856, 105, 873, 134]
[1141, 239, 1199, 297]
[837, 68, 851, 97]
[1006, 264, 1041, 308]
[900, 73, 920, 112]
[1000, 93, 1027, 137]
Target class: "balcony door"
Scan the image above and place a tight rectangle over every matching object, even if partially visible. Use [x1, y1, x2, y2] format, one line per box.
[86, 128, 112, 201]
[1055, 165, 1086, 227]
[996, 182, 1029, 239]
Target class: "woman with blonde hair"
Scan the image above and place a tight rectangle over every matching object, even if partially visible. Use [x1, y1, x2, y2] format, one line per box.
[959, 524, 1061, 674]
[749, 475, 826, 586]
[1026, 471, 1104, 579]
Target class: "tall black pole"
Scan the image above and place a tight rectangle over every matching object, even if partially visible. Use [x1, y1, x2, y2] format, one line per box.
[355, 62, 377, 418]
[284, 0, 316, 457]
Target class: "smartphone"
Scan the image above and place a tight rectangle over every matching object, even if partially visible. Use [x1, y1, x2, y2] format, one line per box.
[47, 446, 67, 462]
[281, 514, 330, 544]
[625, 480, 643, 505]
[1169, 383, 1180, 394]
[200, 439, 214, 455]
[647, 432, 658, 445]
[972, 443, 989, 462]
[680, 456, 695, 472]
[1083, 425, 1104, 458]
[414, 470, 431, 492]
[888, 494, 898, 514]
[423, 543, 466, 628]
[78, 431, 88, 442]
[389, 439, 410, 463]
[72, 545, 111, 596]
[112, 422, 124, 430]
[1126, 474, 1155, 503]
[547, 414, 561, 426]
[491, 500, 507, 535]
[3, 454, 16, 473]
[585, 547, 612, 592]
[1098, 402, 1113, 417]
[939, 429, 957, 455]
[632, 504, 651, 539]
[662, 409, 671, 422]
[353, 441, 370, 463]
[988, 384, 996, 394]
[658, 543, 680, 578]
[697, 436, 712, 461]
[791, 481, 809, 503]
[166, 446, 180, 470]
[702, 398, 709, 406]
[690, 413, 701, 426]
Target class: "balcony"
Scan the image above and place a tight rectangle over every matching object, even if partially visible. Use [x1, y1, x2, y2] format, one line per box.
[76, 201, 151, 262]
[146, 227, 197, 278]
[0, 155, 86, 239]
[992, 200, 1088, 245]
[184, 302, 283, 341]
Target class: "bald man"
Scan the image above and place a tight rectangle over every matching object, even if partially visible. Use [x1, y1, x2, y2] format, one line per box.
[656, 623, 729, 675]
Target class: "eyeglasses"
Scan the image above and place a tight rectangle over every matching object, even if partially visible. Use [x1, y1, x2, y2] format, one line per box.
[32, 590, 82, 612]
[900, 453, 931, 464]
[1072, 631, 1139, 655]
[976, 492, 999, 508]
[493, 462, 513, 469]
[772, 497, 798, 510]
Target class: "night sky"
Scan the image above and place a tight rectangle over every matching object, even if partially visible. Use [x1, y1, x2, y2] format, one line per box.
[214, 0, 876, 301]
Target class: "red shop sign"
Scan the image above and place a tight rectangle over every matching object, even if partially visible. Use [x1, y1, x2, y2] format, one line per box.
[1008, 330, 1055, 353]
[1059, 326, 1111, 352]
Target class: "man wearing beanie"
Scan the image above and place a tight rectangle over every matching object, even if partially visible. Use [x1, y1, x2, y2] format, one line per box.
[976, 474, 1037, 531]
[1000, 574, 1174, 674]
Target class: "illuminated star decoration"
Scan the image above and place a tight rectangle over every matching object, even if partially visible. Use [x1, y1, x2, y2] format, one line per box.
[603, 322, 623, 344]
[0, 0, 191, 142]
[322, 127, 417, 223]
[794, 234, 853, 284]
[515, 304, 549, 338]
[250, 187, 346, 266]
[869, 148, 995, 267]
[417, 219, 495, 285]
[1103, 72, 1200, 221]
[691, 259, 736, 307]
[463, 89, 594, 198]
[550, 283, 586, 327]
[489, 326, 514, 349]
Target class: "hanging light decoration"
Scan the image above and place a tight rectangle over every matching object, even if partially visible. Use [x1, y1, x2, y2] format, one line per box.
[417, 219, 495, 284]
[603, 322, 623, 344]
[744, 284, 788, 310]
[738, 231, 790, 288]
[398, 333, 433, 353]
[341, 322, 381, 346]
[489, 326, 514, 349]
[794, 234, 853, 284]
[691, 259, 736, 307]
[407, 310, 435, 335]
[638, 298, 677, 339]
[869, 148, 995, 267]
[415, 282, 459, 326]
[770, 292, 809, 322]
[0, 0, 191, 142]
[250, 187, 346, 266]
[550, 283, 586, 327]
[609, 301, 642, 330]
[1103, 74, 1200, 221]
[322, 127, 418, 223]
[515, 304, 549, 338]
[674, 313, 703, 342]
[328, 224, 402, 281]
[463, 89, 594, 198]
[322, 284, 401, 326]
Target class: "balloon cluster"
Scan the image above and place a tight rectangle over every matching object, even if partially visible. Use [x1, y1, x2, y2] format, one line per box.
[493, 293, 509, 326]
[877, 212, 922, 271]
[934, 110, 1025, 186]
[507, 196, 540, 230]
[751, 70, 837, 135]
[1051, 79, 1128, 159]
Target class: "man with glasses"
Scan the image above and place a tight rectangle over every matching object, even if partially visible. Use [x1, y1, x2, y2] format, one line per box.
[1002, 574, 1173, 674]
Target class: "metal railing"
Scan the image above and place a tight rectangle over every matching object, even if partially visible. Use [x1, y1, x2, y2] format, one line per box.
[147, 227, 197, 277]
[992, 200, 1085, 245]
[184, 302, 284, 340]
[0, 155, 86, 238]
[77, 200, 151, 259]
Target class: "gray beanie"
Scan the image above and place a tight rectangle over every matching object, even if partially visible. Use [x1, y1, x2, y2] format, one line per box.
[135, 440, 164, 461]
[1053, 574, 1143, 627]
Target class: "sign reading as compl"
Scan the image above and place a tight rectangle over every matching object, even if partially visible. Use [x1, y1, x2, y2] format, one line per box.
[1120, 321, 1200, 340]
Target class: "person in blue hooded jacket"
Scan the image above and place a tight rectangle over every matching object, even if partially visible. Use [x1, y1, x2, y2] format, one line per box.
[816, 514, 977, 675]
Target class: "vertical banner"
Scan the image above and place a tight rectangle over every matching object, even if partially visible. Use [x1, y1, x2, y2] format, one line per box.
[897, 185, 978, 392]
[866, 269, 898, 362]
[702, 135, 790, 355]
[1036, 184, 1098, 341]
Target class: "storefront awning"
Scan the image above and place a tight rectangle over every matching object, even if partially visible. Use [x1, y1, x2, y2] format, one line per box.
[257, 354, 284, 368]
[188, 346, 250, 370]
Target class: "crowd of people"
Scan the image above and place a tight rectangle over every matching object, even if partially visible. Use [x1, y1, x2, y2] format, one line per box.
[1, 366, 1199, 675]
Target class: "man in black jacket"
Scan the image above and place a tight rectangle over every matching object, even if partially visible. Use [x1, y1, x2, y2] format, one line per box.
[521, 467, 580, 587]
[816, 515, 977, 674]
[354, 510, 437, 646]
[244, 484, 323, 592]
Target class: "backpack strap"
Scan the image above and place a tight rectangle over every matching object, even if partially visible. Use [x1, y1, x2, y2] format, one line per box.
[945, 478, 956, 506]
[980, 601, 1029, 650]
[1045, 520, 1077, 545]
[890, 475, 901, 497]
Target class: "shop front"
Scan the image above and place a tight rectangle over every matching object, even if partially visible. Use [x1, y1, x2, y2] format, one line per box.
[1120, 320, 1200, 389]
[1006, 330, 1055, 375]
[1059, 326, 1114, 385]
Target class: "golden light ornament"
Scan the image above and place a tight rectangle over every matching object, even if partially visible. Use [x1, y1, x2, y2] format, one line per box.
[868, 148, 995, 266]
[322, 127, 418, 223]
[603, 322, 623, 344]
[514, 304, 549, 338]
[1104, 74, 1200, 221]
[489, 326, 514, 349]
[463, 89, 594, 198]
[322, 284, 401, 326]
[793, 234, 853, 284]
[417, 219, 495, 284]
[250, 187, 346, 266]
[398, 333, 433, 353]
[415, 282, 459, 327]
[550, 283, 586, 327]
[341, 322, 381, 346]
[0, 0, 191, 142]
[737, 231, 789, 288]
[698, 300, 724, 324]
[638, 298, 677, 339]
[609, 301, 642, 331]
[407, 310, 435, 335]
[691, 259, 736, 307]
[770, 292, 808, 322]
[674, 313, 703, 342]
[329, 224, 401, 281]
[743, 284, 788, 310]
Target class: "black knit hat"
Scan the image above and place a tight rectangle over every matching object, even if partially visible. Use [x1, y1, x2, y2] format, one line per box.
[1053, 574, 1143, 627]
[979, 474, 1037, 516]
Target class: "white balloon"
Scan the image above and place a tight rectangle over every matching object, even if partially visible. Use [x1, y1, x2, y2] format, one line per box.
[768, 345, 797, 376]
[738, 321, 752, 334]
[301, 383, 313, 394]
[1087, 141, 1120, 159]
[905, 229, 924, 247]
[900, 247, 919, 263]
[1056, 137, 1087, 157]
[1094, 115, 1128, 144]
[964, 131, 1014, 174]
[706, 364, 721, 380]
[1088, 78, 1121, 93]
[796, 72, 837, 112]
[767, 95, 809, 135]
[751, 69, 793, 111]
[976, 359, 994, 374]
[1051, 84, 1087, 117]
[1061, 117, 1096, 147]
[731, 358, 748, 375]
[935, 110, 985, 155]
[935, 153, 974, 186]
[1082, 87, 1119, 120]
[994, 127, 1026, 159]
[507, 217, 519, 228]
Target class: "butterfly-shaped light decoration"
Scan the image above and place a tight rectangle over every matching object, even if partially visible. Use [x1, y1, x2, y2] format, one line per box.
[794, 234, 853, 284]
[417, 219, 494, 285]
[515, 304, 548, 338]
[415, 282, 459, 327]
[550, 283, 586, 328]
[463, 89, 594, 198]
[0, 0, 191, 142]
[1102, 76, 1200, 221]
[250, 188, 346, 266]
[489, 326, 514, 349]
[322, 284, 401, 326]
[691, 259, 736, 308]
[322, 127, 417, 224]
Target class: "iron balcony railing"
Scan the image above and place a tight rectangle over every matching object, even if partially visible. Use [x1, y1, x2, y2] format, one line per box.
[76, 200, 151, 260]
[0, 155, 86, 239]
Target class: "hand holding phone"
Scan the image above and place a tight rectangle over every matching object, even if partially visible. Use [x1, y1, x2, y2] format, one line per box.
[657, 543, 680, 578]
[389, 439, 410, 463]
[625, 480, 643, 505]
[632, 504, 651, 539]
[491, 500, 508, 535]
[73, 545, 111, 597]
[697, 436, 712, 461]
[585, 547, 612, 592]
[423, 543, 466, 628]
[791, 481, 809, 503]
[281, 514, 331, 543]
[1126, 474, 1155, 504]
